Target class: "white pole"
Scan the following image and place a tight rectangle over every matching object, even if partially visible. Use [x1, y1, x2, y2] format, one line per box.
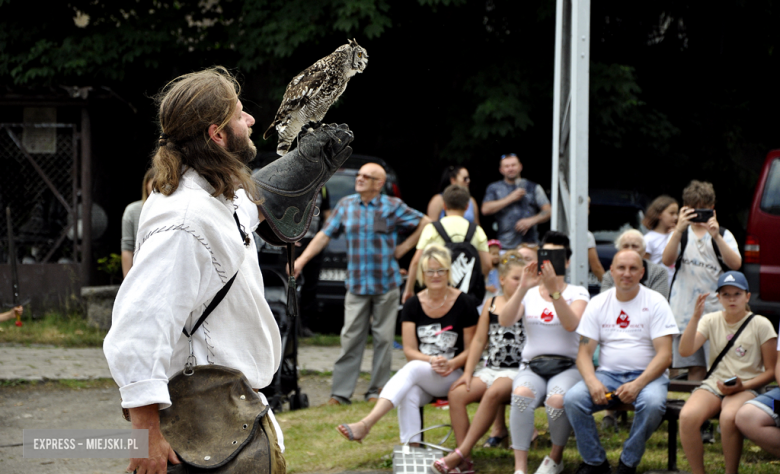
[569, 0, 590, 288]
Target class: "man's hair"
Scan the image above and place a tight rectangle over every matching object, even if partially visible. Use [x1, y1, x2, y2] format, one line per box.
[643, 195, 678, 229]
[151, 66, 257, 201]
[141, 167, 155, 201]
[682, 180, 716, 208]
[615, 229, 646, 255]
[417, 243, 454, 286]
[442, 184, 470, 211]
[540, 230, 572, 260]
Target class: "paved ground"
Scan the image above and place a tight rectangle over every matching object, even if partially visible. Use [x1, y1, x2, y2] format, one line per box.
[0, 344, 407, 381]
[0, 343, 407, 474]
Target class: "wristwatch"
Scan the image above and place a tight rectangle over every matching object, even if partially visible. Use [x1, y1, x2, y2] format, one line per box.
[551, 291, 561, 300]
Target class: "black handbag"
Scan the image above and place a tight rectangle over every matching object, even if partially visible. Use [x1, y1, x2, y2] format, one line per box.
[528, 355, 576, 379]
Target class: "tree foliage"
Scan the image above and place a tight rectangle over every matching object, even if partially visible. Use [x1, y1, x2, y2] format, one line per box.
[2, 0, 779, 241]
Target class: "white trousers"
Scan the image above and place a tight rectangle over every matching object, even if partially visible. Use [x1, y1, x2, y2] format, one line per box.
[381, 359, 463, 443]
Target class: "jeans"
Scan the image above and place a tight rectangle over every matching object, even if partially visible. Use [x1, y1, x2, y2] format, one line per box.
[564, 370, 668, 468]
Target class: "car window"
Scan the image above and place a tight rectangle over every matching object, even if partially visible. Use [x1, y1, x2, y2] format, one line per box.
[590, 205, 645, 243]
[760, 158, 780, 215]
[326, 173, 358, 207]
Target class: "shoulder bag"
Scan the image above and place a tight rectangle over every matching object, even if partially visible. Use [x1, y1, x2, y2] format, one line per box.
[704, 312, 755, 381]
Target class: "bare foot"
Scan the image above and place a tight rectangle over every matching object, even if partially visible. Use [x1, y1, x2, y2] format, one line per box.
[336, 420, 369, 442]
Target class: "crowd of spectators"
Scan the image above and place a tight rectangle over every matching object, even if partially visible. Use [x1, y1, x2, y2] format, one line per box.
[118, 151, 779, 474]
[321, 157, 778, 474]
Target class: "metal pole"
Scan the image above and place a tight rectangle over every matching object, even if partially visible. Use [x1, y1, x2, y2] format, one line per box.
[569, 0, 590, 288]
[80, 107, 92, 286]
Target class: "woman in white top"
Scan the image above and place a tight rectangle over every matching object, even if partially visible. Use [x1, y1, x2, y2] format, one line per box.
[642, 195, 678, 285]
[499, 231, 590, 474]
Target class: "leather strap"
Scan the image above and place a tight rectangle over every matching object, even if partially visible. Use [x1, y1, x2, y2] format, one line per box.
[182, 212, 245, 338]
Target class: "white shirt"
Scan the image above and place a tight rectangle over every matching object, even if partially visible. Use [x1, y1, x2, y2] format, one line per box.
[644, 230, 675, 285]
[520, 284, 590, 361]
[668, 227, 740, 330]
[577, 286, 679, 373]
[103, 170, 284, 446]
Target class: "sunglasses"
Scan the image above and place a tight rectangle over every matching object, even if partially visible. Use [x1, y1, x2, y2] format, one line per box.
[424, 269, 448, 277]
[356, 173, 379, 181]
[500, 153, 518, 160]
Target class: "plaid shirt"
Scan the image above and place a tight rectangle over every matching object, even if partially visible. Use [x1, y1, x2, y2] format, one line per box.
[322, 193, 424, 295]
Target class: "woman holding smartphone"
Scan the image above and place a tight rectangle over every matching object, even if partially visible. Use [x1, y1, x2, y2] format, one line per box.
[678, 271, 777, 474]
[498, 231, 590, 474]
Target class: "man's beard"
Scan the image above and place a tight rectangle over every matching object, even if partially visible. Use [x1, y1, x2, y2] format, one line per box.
[226, 127, 257, 165]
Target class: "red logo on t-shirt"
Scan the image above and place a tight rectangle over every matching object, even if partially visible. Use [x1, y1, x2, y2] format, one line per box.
[541, 308, 554, 323]
[616, 310, 630, 328]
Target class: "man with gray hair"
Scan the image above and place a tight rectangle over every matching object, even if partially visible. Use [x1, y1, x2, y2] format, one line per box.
[600, 229, 669, 298]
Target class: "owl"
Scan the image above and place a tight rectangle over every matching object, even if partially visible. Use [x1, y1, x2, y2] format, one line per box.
[263, 39, 368, 155]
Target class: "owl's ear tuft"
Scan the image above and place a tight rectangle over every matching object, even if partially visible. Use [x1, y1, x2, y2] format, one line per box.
[349, 38, 359, 47]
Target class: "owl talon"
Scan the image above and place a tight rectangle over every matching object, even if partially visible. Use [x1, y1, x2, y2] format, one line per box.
[303, 121, 323, 133]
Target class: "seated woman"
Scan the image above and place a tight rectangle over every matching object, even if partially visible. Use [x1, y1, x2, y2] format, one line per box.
[679, 271, 777, 474]
[499, 231, 590, 474]
[336, 244, 479, 450]
[736, 336, 780, 458]
[427, 166, 480, 225]
[432, 251, 534, 473]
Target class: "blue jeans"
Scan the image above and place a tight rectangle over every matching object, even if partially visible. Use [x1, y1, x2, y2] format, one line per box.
[564, 370, 668, 468]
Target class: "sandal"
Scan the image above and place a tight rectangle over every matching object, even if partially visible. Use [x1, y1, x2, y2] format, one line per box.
[336, 421, 367, 443]
[482, 433, 509, 448]
[432, 448, 469, 474]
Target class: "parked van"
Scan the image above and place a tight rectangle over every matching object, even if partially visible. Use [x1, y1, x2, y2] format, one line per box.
[745, 149, 780, 329]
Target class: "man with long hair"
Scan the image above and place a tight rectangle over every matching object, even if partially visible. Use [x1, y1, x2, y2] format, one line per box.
[104, 66, 352, 473]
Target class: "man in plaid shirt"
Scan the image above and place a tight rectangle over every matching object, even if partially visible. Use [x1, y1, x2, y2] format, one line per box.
[295, 162, 430, 405]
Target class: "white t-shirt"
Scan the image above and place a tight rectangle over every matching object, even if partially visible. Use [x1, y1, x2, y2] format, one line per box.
[521, 284, 590, 361]
[644, 230, 675, 285]
[578, 286, 679, 373]
[668, 227, 740, 330]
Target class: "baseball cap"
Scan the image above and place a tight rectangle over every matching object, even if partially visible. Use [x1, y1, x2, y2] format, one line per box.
[716, 271, 749, 292]
[487, 239, 502, 249]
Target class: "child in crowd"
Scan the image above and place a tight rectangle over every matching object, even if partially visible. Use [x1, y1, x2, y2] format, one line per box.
[485, 240, 503, 297]
[433, 251, 533, 474]
[663, 180, 742, 382]
[678, 271, 777, 474]
[643, 195, 679, 285]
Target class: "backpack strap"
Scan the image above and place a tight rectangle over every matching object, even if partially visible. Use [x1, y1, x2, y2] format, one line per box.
[432, 221, 453, 244]
[669, 229, 688, 300]
[705, 313, 755, 380]
[464, 222, 477, 244]
[711, 227, 729, 273]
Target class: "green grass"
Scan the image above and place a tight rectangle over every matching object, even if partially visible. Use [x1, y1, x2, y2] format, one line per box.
[279, 390, 780, 474]
[0, 310, 107, 347]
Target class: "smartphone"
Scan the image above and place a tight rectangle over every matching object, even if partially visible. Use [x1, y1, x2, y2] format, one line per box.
[724, 376, 738, 386]
[774, 399, 780, 416]
[690, 208, 714, 223]
[537, 248, 566, 276]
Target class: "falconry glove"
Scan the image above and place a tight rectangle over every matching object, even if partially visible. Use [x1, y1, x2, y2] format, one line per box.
[253, 123, 353, 245]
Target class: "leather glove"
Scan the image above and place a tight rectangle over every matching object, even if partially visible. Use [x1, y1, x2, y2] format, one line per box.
[253, 123, 353, 245]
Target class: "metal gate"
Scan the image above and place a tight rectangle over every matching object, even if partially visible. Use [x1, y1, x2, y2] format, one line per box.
[0, 123, 81, 265]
